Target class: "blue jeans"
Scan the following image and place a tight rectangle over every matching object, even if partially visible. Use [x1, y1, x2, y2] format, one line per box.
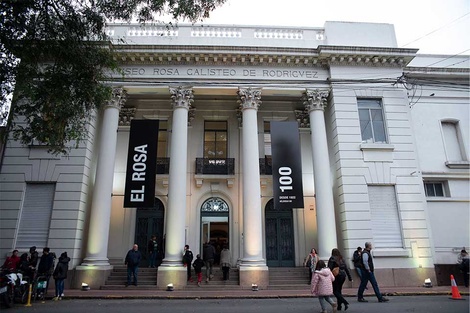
[318, 296, 336, 311]
[357, 270, 384, 300]
[54, 279, 64, 297]
[127, 265, 138, 285]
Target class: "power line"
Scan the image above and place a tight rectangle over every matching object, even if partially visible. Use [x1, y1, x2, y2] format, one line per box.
[425, 49, 470, 67]
[401, 12, 470, 48]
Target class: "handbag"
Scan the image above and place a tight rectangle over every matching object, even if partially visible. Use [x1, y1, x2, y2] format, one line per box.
[332, 267, 340, 276]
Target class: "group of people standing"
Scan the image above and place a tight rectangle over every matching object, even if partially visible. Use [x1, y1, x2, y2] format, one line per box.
[1, 246, 70, 301]
[306, 242, 388, 313]
[183, 242, 231, 286]
[124, 239, 232, 287]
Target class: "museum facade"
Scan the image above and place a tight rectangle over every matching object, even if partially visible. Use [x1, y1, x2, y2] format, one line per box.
[0, 21, 468, 289]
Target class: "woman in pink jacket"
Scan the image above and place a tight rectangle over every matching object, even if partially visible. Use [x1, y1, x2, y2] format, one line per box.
[311, 260, 337, 313]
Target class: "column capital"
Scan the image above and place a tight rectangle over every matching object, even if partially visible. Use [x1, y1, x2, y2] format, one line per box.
[170, 86, 194, 109]
[237, 87, 262, 110]
[302, 89, 329, 112]
[106, 87, 127, 110]
[119, 107, 136, 126]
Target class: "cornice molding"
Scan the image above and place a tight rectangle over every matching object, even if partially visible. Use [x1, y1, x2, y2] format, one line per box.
[111, 44, 417, 68]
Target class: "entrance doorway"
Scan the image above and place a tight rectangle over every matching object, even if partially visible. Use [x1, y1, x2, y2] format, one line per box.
[265, 199, 295, 267]
[135, 198, 165, 267]
[201, 197, 229, 265]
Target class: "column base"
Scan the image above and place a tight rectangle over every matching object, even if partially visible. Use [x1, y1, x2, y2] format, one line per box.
[73, 265, 113, 289]
[238, 264, 269, 289]
[156, 265, 187, 289]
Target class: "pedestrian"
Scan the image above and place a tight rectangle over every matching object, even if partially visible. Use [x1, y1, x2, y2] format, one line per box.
[357, 242, 389, 303]
[17, 253, 32, 279]
[1, 249, 20, 271]
[457, 248, 469, 287]
[352, 247, 368, 290]
[203, 241, 216, 282]
[29, 246, 39, 274]
[37, 247, 56, 297]
[147, 235, 158, 268]
[192, 254, 205, 286]
[311, 260, 337, 313]
[220, 245, 231, 281]
[52, 252, 70, 300]
[328, 248, 352, 311]
[125, 244, 142, 286]
[304, 248, 319, 284]
[183, 244, 194, 282]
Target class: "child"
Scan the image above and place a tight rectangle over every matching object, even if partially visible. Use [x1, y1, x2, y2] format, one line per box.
[311, 260, 337, 313]
[192, 254, 205, 286]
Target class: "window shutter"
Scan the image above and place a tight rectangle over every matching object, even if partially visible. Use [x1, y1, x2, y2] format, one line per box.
[16, 184, 55, 249]
[442, 122, 463, 161]
[368, 186, 403, 248]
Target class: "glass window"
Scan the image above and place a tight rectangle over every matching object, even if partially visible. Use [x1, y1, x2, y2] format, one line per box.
[204, 121, 227, 159]
[157, 120, 168, 158]
[358, 99, 387, 143]
[424, 182, 446, 197]
[264, 121, 271, 156]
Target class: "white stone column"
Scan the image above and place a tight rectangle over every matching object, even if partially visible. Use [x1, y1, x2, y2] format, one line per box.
[158, 86, 193, 288]
[82, 87, 127, 266]
[303, 89, 338, 259]
[237, 88, 268, 287]
[74, 88, 126, 289]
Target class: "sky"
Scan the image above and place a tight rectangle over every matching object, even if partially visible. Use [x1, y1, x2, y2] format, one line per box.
[194, 0, 470, 56]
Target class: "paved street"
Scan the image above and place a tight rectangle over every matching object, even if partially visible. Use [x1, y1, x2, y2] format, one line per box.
[6, 296, 469, 313]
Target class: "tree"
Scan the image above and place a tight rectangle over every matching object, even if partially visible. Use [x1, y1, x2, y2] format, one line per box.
[0, 0, 226, 155]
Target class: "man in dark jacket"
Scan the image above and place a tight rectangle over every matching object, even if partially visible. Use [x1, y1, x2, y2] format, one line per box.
[125, 244, 142, 286]
[37, 247, 55, 297]
[203, 242, 216, 282]
[37, 247, 54, 276]
[357, 242, 389, 303]
[183, 245, 194, 282]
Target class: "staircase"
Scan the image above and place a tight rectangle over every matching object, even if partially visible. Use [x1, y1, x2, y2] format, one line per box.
[268, 267, 310, 290]
[101, 266, 310, 290]
[184, 267, 241, 290]
[100, 265, 158, 290]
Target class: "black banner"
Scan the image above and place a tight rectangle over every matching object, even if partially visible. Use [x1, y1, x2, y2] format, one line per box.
[124, 120, 159, 207]
[271, 121, 304, 209]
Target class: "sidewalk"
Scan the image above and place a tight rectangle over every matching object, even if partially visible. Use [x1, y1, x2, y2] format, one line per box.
[57, 285, 469, 300]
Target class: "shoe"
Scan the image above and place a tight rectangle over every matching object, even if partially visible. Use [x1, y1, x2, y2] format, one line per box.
[210, 274, 214, 279]
[52, 296, 59, 301]
[337, 304, 342, 311]
[206, 278, 209, 283]
[61, 293, 64, 297]
[58, 297, 62, 300]
[197, 282, 201, 287]
[358, 298, 368, 302]
[344, 303, 349, 311]
[379, 297, 389, 302]
[332, 302, 338, 313]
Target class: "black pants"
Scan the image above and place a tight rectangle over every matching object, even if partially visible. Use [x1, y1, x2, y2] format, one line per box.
[222, 266, 230, 280]
[186, 263, 192, 281]
[333, 273, 348, 307]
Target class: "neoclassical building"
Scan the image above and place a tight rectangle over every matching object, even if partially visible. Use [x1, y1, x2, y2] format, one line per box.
[0, 21, 468, 289]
